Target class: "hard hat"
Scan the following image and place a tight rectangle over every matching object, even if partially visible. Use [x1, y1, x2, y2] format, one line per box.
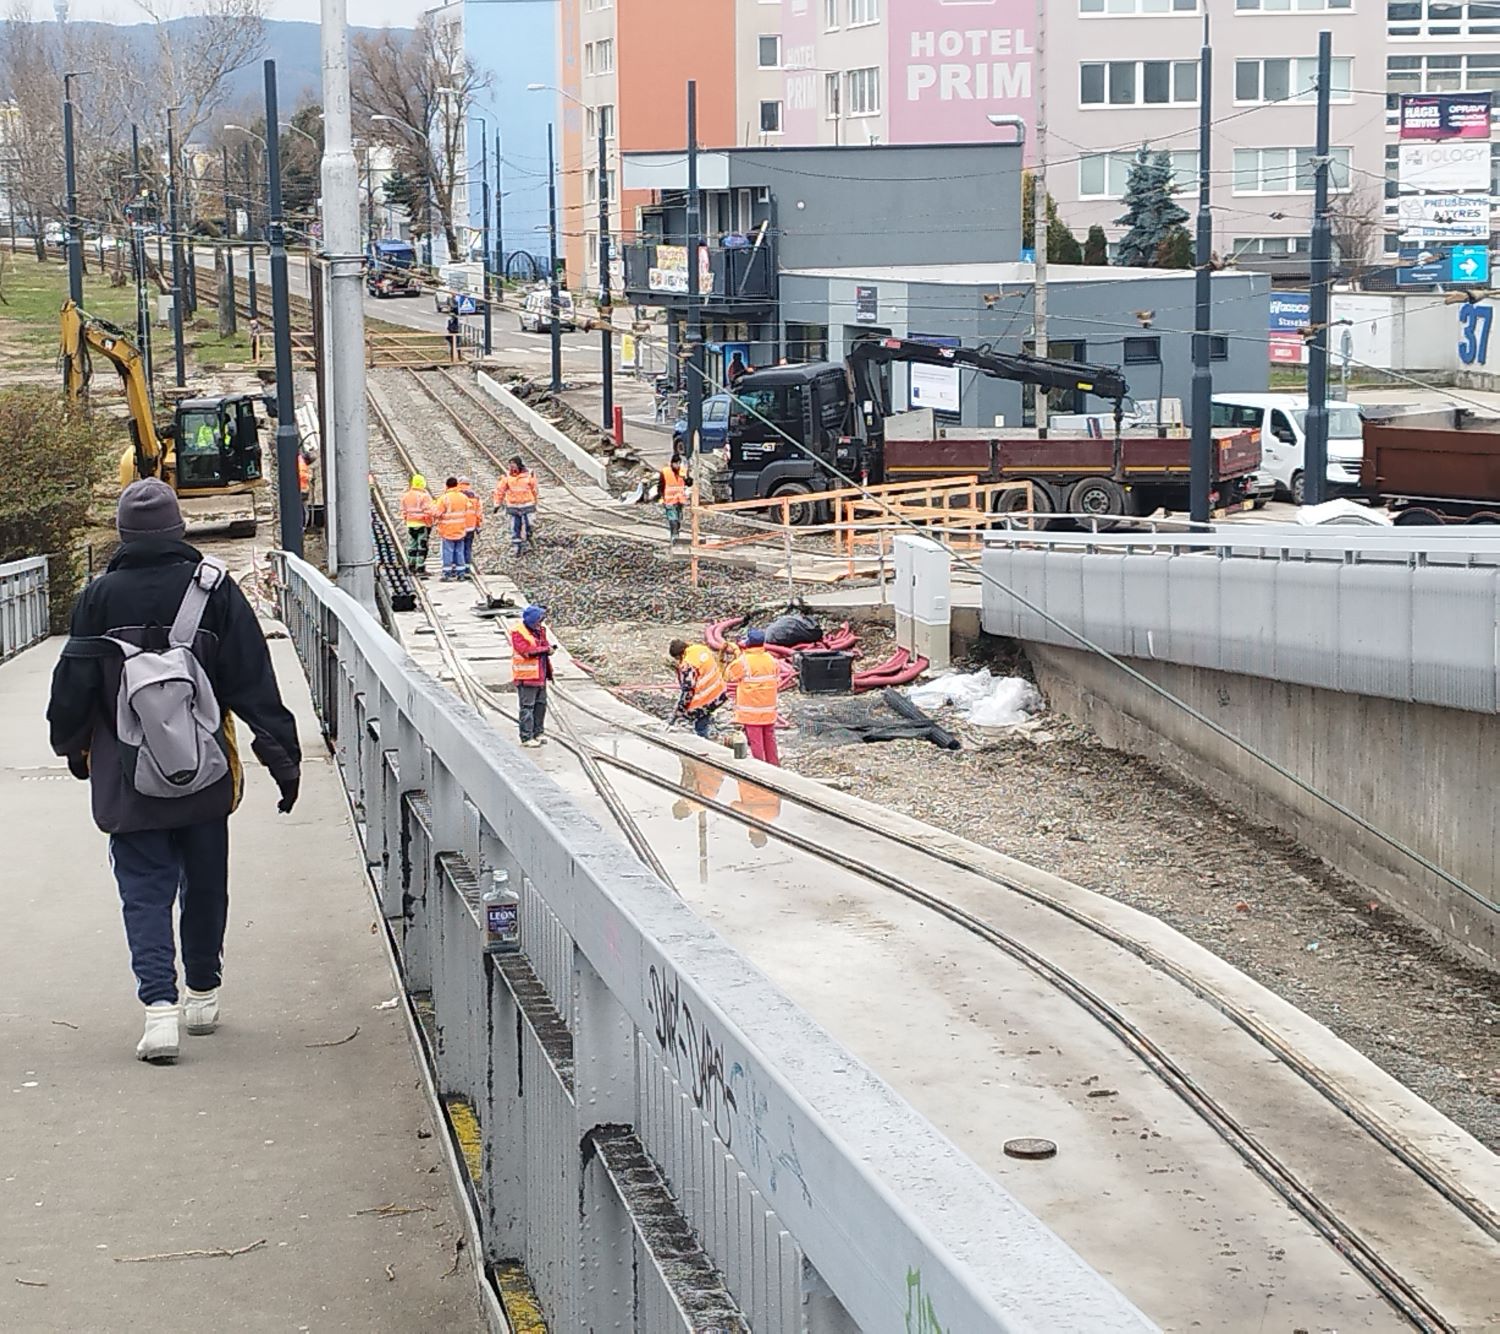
[412, 473, 426, 490]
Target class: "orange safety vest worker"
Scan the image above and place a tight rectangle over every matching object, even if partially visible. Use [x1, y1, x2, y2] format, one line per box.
[511, 623, 549, 684]
[495, 470, 539, 508]
[460, 484, 483, 532]
[724, 646, 779, 727]
[660, 466, 688, 506]
[399, 484, 435, 528]
[433, 486, 471, 541]
[680, 643, 726, 713]
[297, 454, 311, 494]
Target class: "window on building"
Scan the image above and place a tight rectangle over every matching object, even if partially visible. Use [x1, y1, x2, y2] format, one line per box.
[584, 41, 594, 75]
[1080, 59, 1198, 106]
[1386, 54, 1500, 114]
[1123, 336, 1161, 364]
[846, 66, 881, 115]
[1237, 0, 1351, 9]
[1234, 57, 1353, 104]
[1078, 150, 1198, 198]
[824, 0, 839, 27]
[1231, 235, 1313, 256]
[605, 169, 615, 201]
[758, 34, 781, 68]
[585, 170, 597, 204]
[1385, 142, 1400, 200]
[587, 38, 613, 75]
[600, 104, 615, 139]
[760, 100, 783, 134]
[1080, 0, 1197, 13]
[1232, 146, 1351, 194]
[1388, 0, 1500, 38]
[849, 0, 879, 23]
[825, 72, 842, 118]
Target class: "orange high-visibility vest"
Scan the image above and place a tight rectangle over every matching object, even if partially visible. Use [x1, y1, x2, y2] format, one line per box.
[660, 467, 688, 506]
[680, 643, 726, 712]
[433, 488, 471, 540]
[297, 455, 311, 493]
[725, 647, 779, 726]
[496, 471, 539, 507]
[463, 489, 483, 532]
[399, 488, 434, 528]
[512, 624, 546, 684]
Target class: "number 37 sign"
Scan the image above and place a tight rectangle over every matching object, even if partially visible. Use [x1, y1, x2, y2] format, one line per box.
[1458, 302, 1493, 367]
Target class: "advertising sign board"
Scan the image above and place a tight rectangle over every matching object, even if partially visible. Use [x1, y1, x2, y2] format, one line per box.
[906, 333, 962, 413]
[1396, 194, 1491, 242]
[1398, 93, 1493, 141]
[1398, 141, 1492, 192]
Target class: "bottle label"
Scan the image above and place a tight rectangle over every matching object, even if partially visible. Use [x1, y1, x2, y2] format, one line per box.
[487, 901, 517, 935]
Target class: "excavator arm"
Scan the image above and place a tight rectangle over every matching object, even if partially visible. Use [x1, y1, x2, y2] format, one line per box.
[60, 299, 167, 487]
[846, 335, 1128, 419]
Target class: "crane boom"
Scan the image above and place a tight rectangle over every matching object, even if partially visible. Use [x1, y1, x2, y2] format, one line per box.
[60, 299, 167, 486]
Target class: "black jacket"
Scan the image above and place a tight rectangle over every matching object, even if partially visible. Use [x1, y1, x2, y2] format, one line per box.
[47, 539, 301, 834]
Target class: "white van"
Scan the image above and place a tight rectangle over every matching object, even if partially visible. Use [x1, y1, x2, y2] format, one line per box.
[1210, 393, 1364, 504]
[518, 287, 577, 333]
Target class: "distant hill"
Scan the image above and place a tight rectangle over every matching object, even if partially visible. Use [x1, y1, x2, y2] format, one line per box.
[1, 17, 409, 113]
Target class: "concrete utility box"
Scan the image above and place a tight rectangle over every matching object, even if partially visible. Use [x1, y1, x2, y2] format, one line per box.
[893, 534, 951, 670]
[156, 295, 174, 326]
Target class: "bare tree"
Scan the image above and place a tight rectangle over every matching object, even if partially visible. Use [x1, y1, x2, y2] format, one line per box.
[352, 14, 490, 261]
[1328, 180, 1385, 288]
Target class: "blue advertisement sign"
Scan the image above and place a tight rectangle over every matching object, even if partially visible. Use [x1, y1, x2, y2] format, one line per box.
[1451, 245, 1490, 284]
[1268, 291, 1310, 333]
[1398, 244, 1492, 286]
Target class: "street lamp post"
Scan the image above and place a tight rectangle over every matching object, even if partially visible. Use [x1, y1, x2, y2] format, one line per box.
[469, 114, 492, 356]
[220, 144, 237, 335]
[547, 123, 561, 393]
[166, 105, 186, 388]
[62, 72, 84, 306]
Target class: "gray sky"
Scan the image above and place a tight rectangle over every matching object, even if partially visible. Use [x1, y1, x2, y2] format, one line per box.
[57, 0, 424, 27]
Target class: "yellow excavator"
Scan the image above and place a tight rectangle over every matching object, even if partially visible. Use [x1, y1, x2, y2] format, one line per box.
[60, 299, 265, 499]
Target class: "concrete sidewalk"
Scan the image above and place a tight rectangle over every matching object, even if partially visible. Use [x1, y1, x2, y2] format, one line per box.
[0, 639, 480, 1333]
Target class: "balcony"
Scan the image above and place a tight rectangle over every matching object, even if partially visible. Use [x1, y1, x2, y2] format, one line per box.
[622, 240, 775, 306]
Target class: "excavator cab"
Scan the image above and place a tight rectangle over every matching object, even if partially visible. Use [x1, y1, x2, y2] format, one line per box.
[173, 395, 263, 495]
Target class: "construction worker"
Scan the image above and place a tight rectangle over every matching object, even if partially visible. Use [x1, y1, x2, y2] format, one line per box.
[433, 476, 472, 581]
[399, 473, 436, 576]
[660, 455, 691, 543]
[723, 627, 781, 766]
[510, 605, 553, 747]
[669, 637, 726, 739]
[493, 455, 539, 556]
[297, 450, 313, 529]
[248, 315, 263, 364]
[458, 476, 482, 576]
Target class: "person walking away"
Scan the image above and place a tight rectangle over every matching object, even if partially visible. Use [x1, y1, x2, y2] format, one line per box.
[493, 455, 539, 556]
[46, 479, 301, 1063]
[511, 605, 554, 747]
[723, 627, 781, 766]
[660, 455, 691, 543]
[669, 637, 727, 739]
[458, 476, 482, 577]
[399, 473, 436, 576]
[433, 476, 471, 581]
[248, 315, 263, 364]
[297, 449, 313, 529]
[446, 311, 462, 363]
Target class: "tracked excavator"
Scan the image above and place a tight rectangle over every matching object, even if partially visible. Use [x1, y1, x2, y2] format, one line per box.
[60, 299, 265, 500]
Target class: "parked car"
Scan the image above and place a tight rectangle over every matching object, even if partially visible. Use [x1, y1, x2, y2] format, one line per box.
[1210, 392, 1365, 504]
[672, 394, 731, 452]
[518, 287, 576, 333]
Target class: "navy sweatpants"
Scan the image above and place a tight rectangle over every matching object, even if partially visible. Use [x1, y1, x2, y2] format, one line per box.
[109, 818, 230, 1005]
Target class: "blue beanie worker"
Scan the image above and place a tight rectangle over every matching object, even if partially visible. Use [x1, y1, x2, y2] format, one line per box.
[522, 604, 547, 630]
[741, 627, 766, 647]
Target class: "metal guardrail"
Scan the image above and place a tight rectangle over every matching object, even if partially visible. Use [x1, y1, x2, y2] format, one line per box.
[273, 552, 1154, 1334]
[0, 556, 49, 661]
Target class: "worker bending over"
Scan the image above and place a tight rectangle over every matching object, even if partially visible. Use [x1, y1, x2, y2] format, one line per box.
[399, 474, 436, 576]
[433, 476, 472, 580]
[511, 605, 554, 747]
[459, 476, 482, 575]
[494, 455, 539, 556]
[724, 628, 781, 766]
[660, 455, 691, 543]
[670, 637, 727, 739]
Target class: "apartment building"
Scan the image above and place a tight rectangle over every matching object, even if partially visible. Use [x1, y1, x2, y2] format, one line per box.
[556, 0, 738, 292]
[727, 0, 1499, 274]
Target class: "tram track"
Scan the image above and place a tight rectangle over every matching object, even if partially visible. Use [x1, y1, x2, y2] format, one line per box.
[362, 374, 1496, 1334]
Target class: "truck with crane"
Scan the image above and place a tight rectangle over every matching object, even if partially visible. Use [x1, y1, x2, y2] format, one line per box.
[723, 336, 1261, 523]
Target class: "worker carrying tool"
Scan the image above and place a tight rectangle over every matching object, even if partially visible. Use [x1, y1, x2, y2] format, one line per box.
[493, 455, 539, 556]
[723, 627, 781, 766]
[660, 455, 692, 543]
[511, 605, 554, 748]
[399, 474, 437, 576]
[669, 638, 727, 739]
[433, 476, 472, 581]
[459, 476, 482, 575]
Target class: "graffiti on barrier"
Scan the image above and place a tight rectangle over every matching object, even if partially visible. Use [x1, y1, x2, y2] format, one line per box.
[647, 963, 739, 1146]
[906, 1267, 948, 1334]
[730, 1060, 813, 1210]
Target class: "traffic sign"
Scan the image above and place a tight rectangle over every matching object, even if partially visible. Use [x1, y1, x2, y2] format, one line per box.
[1451, 245, 1490, 284]
[1397, 244, 1492, 286]
[456, 294, 476, 315]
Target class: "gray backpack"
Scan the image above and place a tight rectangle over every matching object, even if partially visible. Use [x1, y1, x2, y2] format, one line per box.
[106, 558, 230, 799]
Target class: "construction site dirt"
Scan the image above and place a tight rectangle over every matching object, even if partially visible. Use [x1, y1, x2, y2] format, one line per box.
[375, 370, 1500, 1155]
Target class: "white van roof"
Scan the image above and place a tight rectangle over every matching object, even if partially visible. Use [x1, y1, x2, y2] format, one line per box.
[1212, 392, 1310, 410]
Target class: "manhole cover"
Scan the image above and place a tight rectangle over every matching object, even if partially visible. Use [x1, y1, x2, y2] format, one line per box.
[1003, 1137, 1058, 1160]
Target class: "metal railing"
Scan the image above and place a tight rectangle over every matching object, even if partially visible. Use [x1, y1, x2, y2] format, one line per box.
[0, 556, 49, 661]
[274, 552, 1153, 1334]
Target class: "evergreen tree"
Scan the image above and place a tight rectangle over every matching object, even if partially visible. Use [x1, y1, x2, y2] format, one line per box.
[1048, 209, 1084, 265]
[1155, 226, 1194, 269]
[1115, 146, 1189, 267]
[1083, 224, 1110, 265]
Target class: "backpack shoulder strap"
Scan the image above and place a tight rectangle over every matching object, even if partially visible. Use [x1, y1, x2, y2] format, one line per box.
[168, 557, 228, 650]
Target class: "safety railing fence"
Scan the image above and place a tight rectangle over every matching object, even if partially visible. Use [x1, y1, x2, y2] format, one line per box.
[274, 552, 1154, 1334]
[0, 556, 49, 661]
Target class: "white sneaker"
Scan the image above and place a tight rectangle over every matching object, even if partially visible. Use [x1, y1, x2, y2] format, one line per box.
[521, 738, 542, 749]
[136, 1003, 180, 1063]
[184, 988, 220, 1036]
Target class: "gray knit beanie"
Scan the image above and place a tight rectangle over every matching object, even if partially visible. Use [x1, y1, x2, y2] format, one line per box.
[117, 478, 186, 544]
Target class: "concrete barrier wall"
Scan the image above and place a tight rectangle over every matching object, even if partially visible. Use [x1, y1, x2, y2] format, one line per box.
[474, 371, 609, 487]
[1026, 642, 1499, 969]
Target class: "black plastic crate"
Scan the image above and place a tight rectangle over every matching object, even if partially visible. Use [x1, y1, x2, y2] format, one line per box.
[797, 649, 853, 694]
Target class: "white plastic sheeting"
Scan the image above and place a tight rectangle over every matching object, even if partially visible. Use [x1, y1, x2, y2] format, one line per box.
[908, 669, 1043, 727]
